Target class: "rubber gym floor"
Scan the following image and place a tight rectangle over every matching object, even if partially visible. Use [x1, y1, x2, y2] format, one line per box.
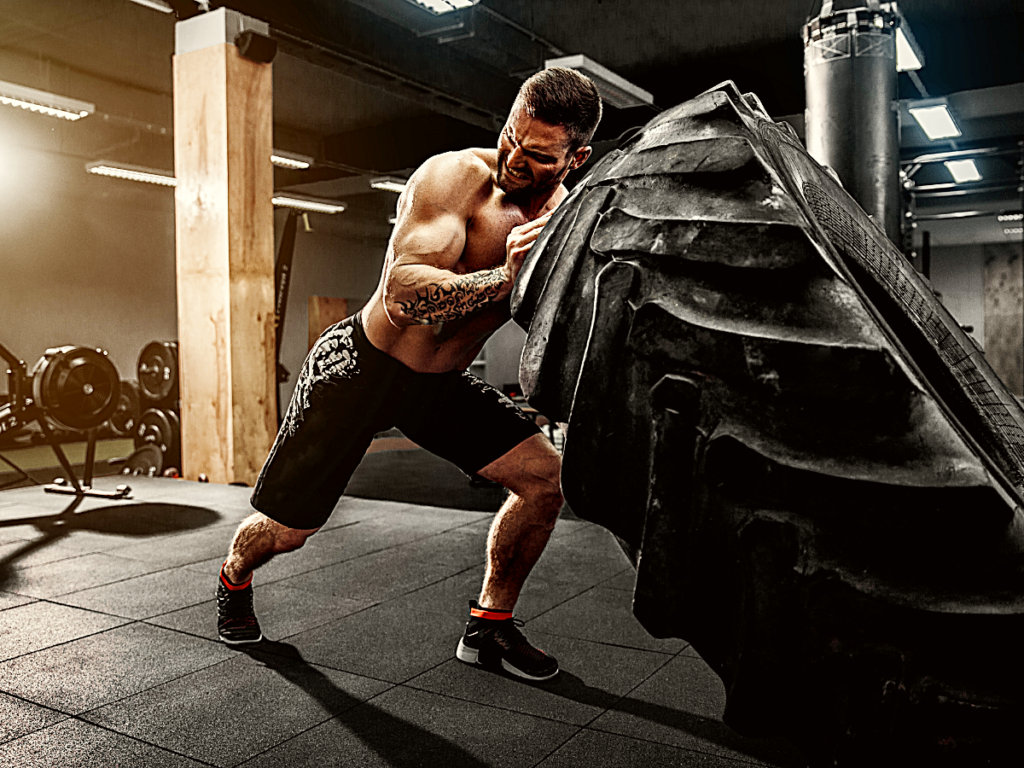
[0, 467, 806, 767]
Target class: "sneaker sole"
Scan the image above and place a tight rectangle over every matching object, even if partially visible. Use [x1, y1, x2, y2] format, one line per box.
[219, 632, 263, 646]
[456, 638, 559, 681]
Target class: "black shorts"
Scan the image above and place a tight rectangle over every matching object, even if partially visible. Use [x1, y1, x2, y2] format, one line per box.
[250, 312, 541, 529]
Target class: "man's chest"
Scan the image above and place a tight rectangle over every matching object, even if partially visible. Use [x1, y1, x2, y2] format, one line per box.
[458, 204, 530, 273]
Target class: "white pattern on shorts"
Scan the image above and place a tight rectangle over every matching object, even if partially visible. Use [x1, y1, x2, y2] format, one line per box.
[282, 323, 360, 436]
[459, 371, 533, 422]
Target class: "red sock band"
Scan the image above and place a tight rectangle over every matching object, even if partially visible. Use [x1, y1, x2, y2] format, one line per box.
[470, 605, 513, 620]
[220, 564, 252, 591]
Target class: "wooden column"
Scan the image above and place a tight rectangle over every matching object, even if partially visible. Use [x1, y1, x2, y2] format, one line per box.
[173, 26, 276, 483]
[984, 243, 1024, 396]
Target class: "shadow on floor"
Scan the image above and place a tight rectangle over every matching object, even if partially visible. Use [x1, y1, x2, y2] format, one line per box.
[0, 499, 220, 590]
[246, 641, 489, 767]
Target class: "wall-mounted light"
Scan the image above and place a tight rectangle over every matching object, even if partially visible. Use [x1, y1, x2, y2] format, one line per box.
[271, 150, 314, 169]
[405, 0, 478, 14]
[272, 194, 346, 214]
[0, 79, 94, 121]
[908, 101, 962, 140]
[545, 54, 653, 109]
[943, 159, 982, 184]
[86, 160, 176, 186]
[371, 176, 408, 193]
[127, 0, 173, 12]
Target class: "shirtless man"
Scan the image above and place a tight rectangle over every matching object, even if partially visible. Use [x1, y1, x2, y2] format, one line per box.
[215, 68, 602, 682]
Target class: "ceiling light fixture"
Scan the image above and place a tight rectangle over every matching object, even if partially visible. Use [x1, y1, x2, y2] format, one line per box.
[272, 194, 346, 214]
[1004, 227, 1023, 236]
[271, 150, 314, 170]
[894, 27, 922, 72]
[127, 0, 174, 12]
[908, 102, 962, 140]
[544, 54, 653, 109]
[944, 159, 982, 184]
[370, 176, 408, 194]
[997, 212, 1023, 223]
[0, 80, 94, 121]
[405, 0, 478, 14]
[86, 160, 176, 186]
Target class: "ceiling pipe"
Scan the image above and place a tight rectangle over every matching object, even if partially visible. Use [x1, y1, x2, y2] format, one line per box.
[803, 0, 901, 243]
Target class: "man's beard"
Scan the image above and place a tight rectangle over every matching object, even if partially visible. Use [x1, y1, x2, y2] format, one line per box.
[497, 154, 568, 198]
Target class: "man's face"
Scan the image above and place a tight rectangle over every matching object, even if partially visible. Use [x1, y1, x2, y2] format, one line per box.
[496, 108, 590, 197]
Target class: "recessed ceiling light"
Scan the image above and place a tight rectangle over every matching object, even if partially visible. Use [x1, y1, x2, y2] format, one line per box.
[271, 150, 314, 170]
[127, 0, 173, 12]
[0, 80, 94, 121]
[272, 194, 346, 214]
[997, 212, 1023, 223]
[944, 159, 982, 184]
[405, 0, 478, 15]
[909, 103, 962, 140]
[371, 177, 408, 193]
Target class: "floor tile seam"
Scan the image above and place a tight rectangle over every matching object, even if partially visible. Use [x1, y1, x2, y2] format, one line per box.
[0, 688, 78, 741]
[0, 611, 137, 665]
[229, 645, 402, 688]
[580, 723, 775, 767]
[9, 554, 194, 597]
[62, 713, 223, 767]
[525, 628, 682, 656]
[527, 724, 589, 768]
[0, 598, 40, 613]
[519, 582, 604, 624]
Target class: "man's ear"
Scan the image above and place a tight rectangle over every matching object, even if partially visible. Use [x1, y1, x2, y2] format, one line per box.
[570, 146, 593, 171]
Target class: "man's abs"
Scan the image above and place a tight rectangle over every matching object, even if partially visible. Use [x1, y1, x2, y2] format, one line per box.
[360, 293, 509, 373]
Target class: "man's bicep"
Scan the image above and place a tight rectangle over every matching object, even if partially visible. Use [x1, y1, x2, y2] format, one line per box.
[390, 206, 467, 272]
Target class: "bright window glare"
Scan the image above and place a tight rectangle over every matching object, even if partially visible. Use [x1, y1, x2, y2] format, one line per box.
[944, 160, 982, 184]
[909, 105, 961, 140]
[895, 28, 922, 72]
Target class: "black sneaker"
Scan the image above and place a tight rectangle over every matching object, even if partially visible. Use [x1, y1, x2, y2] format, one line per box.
[455, 601, 558, 681]
[216, 569, 263, 646]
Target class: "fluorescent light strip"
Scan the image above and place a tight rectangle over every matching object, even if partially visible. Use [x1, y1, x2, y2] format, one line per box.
[909, 105, 961, 140]
[944, 159, 982, 184]
[408, 0, 477, 14]
[0, 80, 94, 121]
[272, 195, 346, 214]
[997, 213, 1023, 223]
[370, 176, 408, 193]
[1005, 228, 1023, 236]
[271, 150, 314, 170]
[545, 54, 653, 109]
[127, 0, 173, 12]
[86, 161, 176, 186]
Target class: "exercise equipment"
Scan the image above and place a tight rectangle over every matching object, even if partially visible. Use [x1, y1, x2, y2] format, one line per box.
[107, 380, 141, 438]
[1, 340, 129, 499]
[134, 407, 181, 471]
[137, 341, 179, 405]
[119, 443, 164, 477]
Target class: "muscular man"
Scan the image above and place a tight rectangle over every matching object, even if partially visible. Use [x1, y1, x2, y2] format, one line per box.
[216, 67, 601, 682]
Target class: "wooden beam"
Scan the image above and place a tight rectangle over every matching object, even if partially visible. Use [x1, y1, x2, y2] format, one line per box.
[984, 244, 1023, 396]
[308, 296, 352, 350]
[173, 42, 277, 484]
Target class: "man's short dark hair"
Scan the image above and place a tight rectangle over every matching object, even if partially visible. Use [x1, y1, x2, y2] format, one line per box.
[514, 67, 603, 151]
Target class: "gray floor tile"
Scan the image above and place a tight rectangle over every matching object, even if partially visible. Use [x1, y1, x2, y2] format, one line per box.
[0, 692, 68, 745]
[601, 568, 637, 592]
[239, 685, 579, 768]
[0, 590, 34, 612]
[589, 654, 805, 767]
[0, 601, 127, 662]
[57, 565, 218, 619]
[406, 630, 673, 726]
[6, 552, 169, 599]
[148, 581, 373, 642]
[286, 600, 468, 683]
[528, 587, 687, 653]
[0, 717, 207, 767]
[105, 524, 239, 568]
[537, 728, 759, 767]
[0, 622, 234, 714]
[82, 651, 390, 767]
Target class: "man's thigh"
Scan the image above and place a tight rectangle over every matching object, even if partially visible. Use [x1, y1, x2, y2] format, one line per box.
[396, 370, 544, 484]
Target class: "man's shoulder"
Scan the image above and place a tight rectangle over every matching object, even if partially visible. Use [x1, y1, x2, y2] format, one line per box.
[419, 149, 495, 186]
[408, 149, 497, 213]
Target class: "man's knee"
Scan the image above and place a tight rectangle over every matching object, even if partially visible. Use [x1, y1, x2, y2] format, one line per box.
[522, 455, 564, 515]
[237, 511, 319, 554]
[272, 522, 319, 553]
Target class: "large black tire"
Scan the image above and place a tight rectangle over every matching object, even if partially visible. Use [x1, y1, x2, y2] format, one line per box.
[512, 81, 1024, 766]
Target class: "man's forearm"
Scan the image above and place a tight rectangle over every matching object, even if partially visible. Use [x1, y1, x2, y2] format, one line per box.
[390, 265, 510, 325]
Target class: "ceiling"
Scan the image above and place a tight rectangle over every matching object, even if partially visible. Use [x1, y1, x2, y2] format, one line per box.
[0, 0, 1021, 245]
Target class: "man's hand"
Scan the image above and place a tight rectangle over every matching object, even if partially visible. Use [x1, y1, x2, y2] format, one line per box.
[503, 211, 554, 285]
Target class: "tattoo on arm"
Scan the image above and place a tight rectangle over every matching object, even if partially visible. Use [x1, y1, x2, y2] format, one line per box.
[396, 268, 506, 324]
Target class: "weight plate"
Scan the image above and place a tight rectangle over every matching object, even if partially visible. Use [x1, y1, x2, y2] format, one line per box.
[137, 341, 178, 404]
[108, 380, 141, 438]
[31, 346, 121, 431]
[135, 408, 174, 455]
[121, 443, 163, 477]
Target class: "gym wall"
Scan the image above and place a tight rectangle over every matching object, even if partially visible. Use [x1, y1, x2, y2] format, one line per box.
[929, 244, 987, 345]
